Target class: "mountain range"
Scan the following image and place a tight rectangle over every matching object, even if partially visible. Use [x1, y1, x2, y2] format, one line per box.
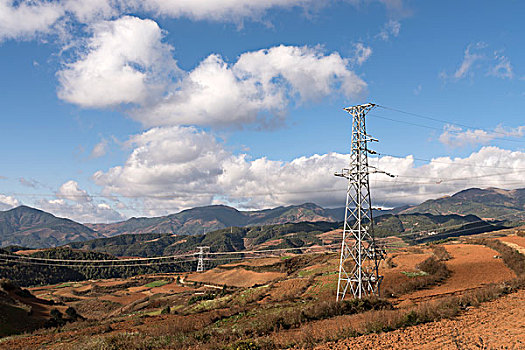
[1, 187, 524, 249]
[86, 202, 344, 237]
[396, 187, 525, 220]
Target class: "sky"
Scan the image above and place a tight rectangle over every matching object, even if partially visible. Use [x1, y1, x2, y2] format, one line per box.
[1, 0, 525, 223]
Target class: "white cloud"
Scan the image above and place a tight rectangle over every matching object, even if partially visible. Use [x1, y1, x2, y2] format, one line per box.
[354, 43, 372, 65]
[57, 16, 180, 108]
[453, 42, 486, 80]
[377, 19, 401, 41]
[0, 0, 65, 41]
[57, 18, 366, 128]
[140, 0, 319, 21]
[90, 139, 108, 158]
[93, 126, 525, 215]
[443, 43, 515, 82]
[0, 194, 19, 211]
[439, 124, 525, 148]
[137, 44, 367, 127]
[0, 1, 402, 43]
[37, 180, 124, 222]
[93, 126, 232, 214]
[57, 180, 92, 203]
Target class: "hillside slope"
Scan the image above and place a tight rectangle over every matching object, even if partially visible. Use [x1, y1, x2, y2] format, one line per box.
[0, 206, 98, 248]
[397, 188, 525, 220]
[88, 203, 346, 236]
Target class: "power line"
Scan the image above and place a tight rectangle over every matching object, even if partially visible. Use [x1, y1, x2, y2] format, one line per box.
[376, 104, 525, 143]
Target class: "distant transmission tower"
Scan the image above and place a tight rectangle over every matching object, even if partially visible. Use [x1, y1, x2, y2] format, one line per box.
[196, 246, 210, 272]
[335, 103, 392, 301]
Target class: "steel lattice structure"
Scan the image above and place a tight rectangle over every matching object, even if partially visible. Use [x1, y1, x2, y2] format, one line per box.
[335, 103, 388, 301]
[196, 246, 210, 272]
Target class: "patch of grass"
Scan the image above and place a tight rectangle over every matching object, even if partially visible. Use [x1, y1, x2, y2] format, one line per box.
[55, 282, 74, 289]
[401, 271, 428, 277]
[144, 280, 170, 288]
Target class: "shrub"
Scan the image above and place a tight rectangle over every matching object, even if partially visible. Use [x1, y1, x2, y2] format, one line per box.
[431, 245, 452, 261]
[188, 292, 217, 305]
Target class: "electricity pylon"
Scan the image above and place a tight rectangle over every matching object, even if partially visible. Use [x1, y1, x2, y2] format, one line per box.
[196, 246, 210, 272]
[335, 103, 392, 301]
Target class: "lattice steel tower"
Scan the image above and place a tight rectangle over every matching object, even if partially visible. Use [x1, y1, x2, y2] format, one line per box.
[335, 103, 389, 301]
[196, 246, 210, 272]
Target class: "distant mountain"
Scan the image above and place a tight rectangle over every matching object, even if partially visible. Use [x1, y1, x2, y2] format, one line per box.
[88, 203, 346, 237]
[69, 212, 502, 258]
[0, 206, 98, 248]
[69, 221, 341, 257]
[3, 187, 524, 249]
[396, 188, 525, 220]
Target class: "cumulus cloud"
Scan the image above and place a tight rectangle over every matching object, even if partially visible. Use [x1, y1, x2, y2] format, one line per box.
[37, 180, 124, 222]
[58, 19, 367, 128]
[93, 126, 525, 215]
[137, 44, 367, 127]
[0, 0, 64, 41]
[56, 180, 92, 203]
[439, 124, 525, 148]
[57, 16, 179, 108]
[0, 0, 402, 43]
[0, 194, 20, 211]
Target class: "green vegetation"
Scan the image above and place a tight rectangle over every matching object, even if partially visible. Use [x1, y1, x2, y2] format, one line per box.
[68, 221, 340, 258]
[0, 248, 193, 287]
[144, 280, 170, 288]
[401, 271, 428, 277]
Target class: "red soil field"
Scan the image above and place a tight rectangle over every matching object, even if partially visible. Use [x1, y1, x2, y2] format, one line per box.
[317, 289, 525, 349]
[498, 235, 525, 255]
[188, 267, 285, 287]
[399, 244, 515, 302]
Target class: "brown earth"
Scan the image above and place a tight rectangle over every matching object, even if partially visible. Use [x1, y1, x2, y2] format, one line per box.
[498, 235, 525, 255]
[317, 288, 525, 349]
[188, 268, 285, 287]
[397, 244, 515, 303]
[1, 231, 523, 349]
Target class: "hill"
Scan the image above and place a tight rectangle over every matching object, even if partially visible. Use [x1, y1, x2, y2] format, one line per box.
[88, 203, 346, 237]
[0, 206, 98, 248]
[68, 221, 341, 257]
[68, 213, 500, 258]
[396, 188, 525, 220]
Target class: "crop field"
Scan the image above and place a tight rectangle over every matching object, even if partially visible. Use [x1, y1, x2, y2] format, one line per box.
[0, 227, 524, 349]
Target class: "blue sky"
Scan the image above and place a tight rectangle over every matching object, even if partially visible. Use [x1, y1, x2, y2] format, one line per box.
[0, 0, 524, 222]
